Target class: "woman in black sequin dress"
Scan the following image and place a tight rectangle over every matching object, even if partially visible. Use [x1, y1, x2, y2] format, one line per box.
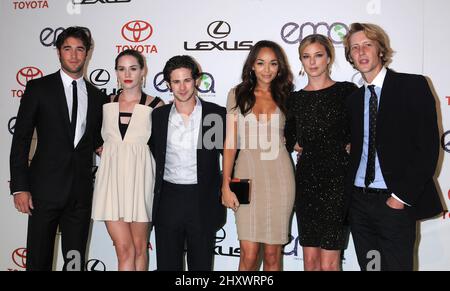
[285, 34, 357, 271]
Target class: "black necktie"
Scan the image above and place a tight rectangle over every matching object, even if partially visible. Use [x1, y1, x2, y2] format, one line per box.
[365, 85, 377, 188]
[71, 80, 78, 142]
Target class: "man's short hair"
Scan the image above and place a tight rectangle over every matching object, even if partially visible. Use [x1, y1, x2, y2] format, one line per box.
[163, 55, 200, 82]
[55, 26, 92, 52]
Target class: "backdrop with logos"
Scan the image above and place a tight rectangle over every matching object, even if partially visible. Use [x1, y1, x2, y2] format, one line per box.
[1, 0, 449, 271]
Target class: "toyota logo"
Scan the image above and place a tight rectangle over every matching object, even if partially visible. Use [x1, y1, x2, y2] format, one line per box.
[121, 20, 153, 43]
[207, 21, 231, 39]
[40, 27, 65, 47]
[85, 259, 106, 271]
[442, 131, 450, 153]
[16, 67, 43, 87]
[89, 69, 111, 86]
[8, 117, 16, 135]
[153, 72, 169, 93]
[12, 248, 27, 269]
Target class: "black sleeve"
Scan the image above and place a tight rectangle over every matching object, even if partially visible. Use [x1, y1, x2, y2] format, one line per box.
[9, 80, 39, 194]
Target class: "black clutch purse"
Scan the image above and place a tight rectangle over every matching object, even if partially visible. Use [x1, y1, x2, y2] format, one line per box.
[230, 179, 251, 204]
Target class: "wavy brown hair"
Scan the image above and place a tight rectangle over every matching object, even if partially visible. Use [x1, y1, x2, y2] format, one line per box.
[234, 40, 293, 115]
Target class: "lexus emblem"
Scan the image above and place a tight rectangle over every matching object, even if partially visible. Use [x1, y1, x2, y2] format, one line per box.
[207, 21, 231, 39]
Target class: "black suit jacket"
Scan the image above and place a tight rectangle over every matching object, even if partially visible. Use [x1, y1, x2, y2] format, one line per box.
[10, 71, 104, 205]
[150, 99, 226, 232]
[345, 69, 443, 220]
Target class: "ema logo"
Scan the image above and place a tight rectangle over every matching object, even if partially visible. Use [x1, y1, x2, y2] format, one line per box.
[184, 20, 253, 51]
[116, 20, 158, 54]
[40, 27, 65, 47]
[281, 22, 349, 45]
[12, 67, 44, 98]
[13, 1, 49, 9]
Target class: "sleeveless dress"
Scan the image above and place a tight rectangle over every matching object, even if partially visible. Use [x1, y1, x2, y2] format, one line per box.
[227, 90, 295, 245]
[91, 93, 161, 223]
[285, 81, 357, 249]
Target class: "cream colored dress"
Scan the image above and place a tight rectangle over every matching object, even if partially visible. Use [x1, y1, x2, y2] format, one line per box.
[91, 101, 155, 223]
[227, 90, 295, 244]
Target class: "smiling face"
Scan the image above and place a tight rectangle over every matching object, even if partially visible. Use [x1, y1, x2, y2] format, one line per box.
[300, 42, 330, 78]
[349, 31, 383, 83]
[168, 67, 197, 103]
[58, 36, 88, 79]
[252, 47, 279, 86]
[116, 55, 145, 90]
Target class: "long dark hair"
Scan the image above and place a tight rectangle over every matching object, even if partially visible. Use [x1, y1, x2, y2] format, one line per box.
[234, 40, 293, 115]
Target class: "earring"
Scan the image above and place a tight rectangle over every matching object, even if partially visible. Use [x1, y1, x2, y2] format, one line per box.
[142, 77, 146, 88]
[249, 70, 255, 83]
[117, 79, 122, 89]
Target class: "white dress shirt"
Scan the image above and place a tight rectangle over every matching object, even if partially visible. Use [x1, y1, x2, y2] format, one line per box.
[163, 97, 202, 185]
[60, 69, 88, 147]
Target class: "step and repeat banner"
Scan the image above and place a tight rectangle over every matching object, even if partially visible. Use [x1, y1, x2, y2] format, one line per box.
[1, 0, 449, 271]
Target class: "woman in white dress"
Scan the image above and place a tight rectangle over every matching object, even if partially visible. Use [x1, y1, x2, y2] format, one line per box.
[92, 49, 163, 271]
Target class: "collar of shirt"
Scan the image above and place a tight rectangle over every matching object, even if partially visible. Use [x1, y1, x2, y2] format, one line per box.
[169, 96, 202, 126]
[60, 69, 86, 91]
[363, 66, 387, 90]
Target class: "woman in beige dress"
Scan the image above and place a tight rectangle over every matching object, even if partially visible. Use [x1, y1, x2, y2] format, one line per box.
[222, 40, 295, 271]
[91, 49, 163, 271]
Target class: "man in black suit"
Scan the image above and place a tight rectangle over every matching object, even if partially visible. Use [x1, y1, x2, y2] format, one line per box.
[10, 27, 104, 271]
[343, 23, 443, 271]
[150, 55, 226, 271]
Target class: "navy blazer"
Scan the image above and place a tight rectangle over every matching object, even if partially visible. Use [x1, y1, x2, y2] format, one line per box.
[345, 69, 443, 220]
[150, 99, 226, 231]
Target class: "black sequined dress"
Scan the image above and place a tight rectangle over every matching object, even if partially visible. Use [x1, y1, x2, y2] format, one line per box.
[285, 81, 357, 250]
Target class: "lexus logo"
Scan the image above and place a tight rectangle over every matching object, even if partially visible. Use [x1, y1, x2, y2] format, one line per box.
[442, 131, 450, 153]
[89, 69, 111, 86]
[207, 21, 231, 39]
[16, 67, 43, 87]
[121, 20, 153, 43]
[12, 248, 27, 269]
[85, 259, 106, 271]
[40, 27, 65, 47]
[72, 0, 131, 4]
[8, 117, 16, 135]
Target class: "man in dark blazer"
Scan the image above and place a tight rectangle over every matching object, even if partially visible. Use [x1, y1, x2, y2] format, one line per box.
[343, 23, 443, 271]
[150, 55, 226, 271]
[10, 27, 104, 271]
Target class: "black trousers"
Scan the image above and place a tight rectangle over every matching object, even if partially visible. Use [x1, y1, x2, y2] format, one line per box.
[155, 181, 215, 271]
[26, 198, 91, 271]
[349, 187, 416, 271]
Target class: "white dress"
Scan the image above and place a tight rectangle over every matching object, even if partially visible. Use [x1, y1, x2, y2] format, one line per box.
[91, 95, 158, 222]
